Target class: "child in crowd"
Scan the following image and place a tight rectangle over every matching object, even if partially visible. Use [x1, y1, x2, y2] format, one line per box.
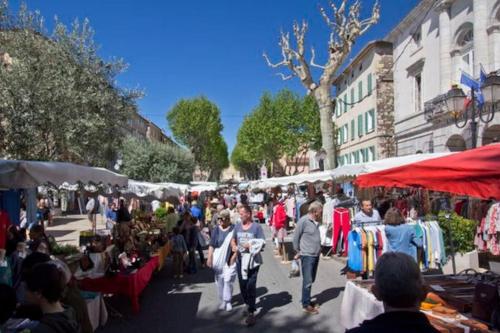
[171, 227, 188, 278]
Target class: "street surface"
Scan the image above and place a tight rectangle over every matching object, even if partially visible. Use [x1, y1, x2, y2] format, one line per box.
[47, 217, 348, 333]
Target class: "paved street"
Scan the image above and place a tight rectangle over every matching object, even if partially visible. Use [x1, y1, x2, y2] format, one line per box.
[98, 231, 346, 333]
[47, 218, 348, 333]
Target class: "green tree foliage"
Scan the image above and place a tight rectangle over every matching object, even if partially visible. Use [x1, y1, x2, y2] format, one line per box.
[232, 89, 322, 178]
[0, 1, 141, 167]
[120, 136, 195, 183]
[167, 97, 229, 180]
[437, 211, 478, 255]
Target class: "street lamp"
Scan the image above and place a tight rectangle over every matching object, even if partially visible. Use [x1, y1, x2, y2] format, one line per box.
[445, 74, 497, 149]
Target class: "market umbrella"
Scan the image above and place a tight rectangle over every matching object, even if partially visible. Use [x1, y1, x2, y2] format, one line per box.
[0, 159, 128, 189]
[355, 144, 500, 200]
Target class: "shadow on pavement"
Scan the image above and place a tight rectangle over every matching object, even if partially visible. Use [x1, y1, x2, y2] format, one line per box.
[46, 230, 76, 239]
[255, 291, 292, 318]
[312, 286, 345, 306]
[231, 286, 268, 307]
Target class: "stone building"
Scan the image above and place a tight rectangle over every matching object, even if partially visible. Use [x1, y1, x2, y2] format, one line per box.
[387, 0, 500, 155]
[333, 40, 395, 166]
[126, 112, 175, 145]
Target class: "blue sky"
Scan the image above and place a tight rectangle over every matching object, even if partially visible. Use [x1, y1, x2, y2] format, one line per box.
[12, 0, 418, 152]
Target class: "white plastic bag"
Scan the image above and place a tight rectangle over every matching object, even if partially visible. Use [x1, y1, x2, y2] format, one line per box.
[289, 259, 300, 278]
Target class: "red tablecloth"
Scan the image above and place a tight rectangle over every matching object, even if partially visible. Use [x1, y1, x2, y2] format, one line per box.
[79, 256, 159, 313]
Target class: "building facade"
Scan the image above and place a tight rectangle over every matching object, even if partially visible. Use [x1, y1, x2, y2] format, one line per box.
[126, 112, 175, 145]
[388, 0, 500, 155]
[333, 41, 395, 166]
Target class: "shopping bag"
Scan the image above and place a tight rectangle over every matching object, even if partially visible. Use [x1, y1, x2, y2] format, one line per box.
[289, 259, 300, 278]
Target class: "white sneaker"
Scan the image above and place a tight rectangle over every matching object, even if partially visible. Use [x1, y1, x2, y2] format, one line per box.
[218, 302, 226, 310]
[225, 302, 233, 312]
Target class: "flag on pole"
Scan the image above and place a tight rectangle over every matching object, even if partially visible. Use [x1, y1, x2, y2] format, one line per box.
[460, 71, 484, 107]
[480, 64, 487, 85]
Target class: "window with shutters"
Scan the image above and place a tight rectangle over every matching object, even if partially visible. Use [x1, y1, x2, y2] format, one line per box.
[358, 81, 363, 102]
[367, 73, 373, 94]
[351, 152, 356, 164]
[344, 94, 348, 112]
[351, 88, 355, 105]
[365, 109, 375, 133]
[343, 124, 348, 143]
[369, 146, 376, 161]
[358, 114, 364, 137]
[354, 151, 360, 164]
[351, 119, 355, 141]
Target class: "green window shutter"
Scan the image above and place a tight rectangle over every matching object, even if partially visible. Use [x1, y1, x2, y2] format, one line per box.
[358, 114, 363, 137]
[358, 81, 363, 102]
[367, 73, 373, 94]
[351, 119, 355, 141]
[370, 109, 375, 132]
[344, 94, 348, 112]
[344, 124, 348, 143]
[370, 146, 376, 161]
[335, 99, 340, 117]
[351, 88, 355, 105]
[337, 128, 341, 145]
[365, 112, 369, 133]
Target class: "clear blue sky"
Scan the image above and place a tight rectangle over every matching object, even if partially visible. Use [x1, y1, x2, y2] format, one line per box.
[12, 0, 418, 152]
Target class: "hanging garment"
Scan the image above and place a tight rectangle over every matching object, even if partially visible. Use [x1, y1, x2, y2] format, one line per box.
[0, 211, 11, 250]
[347, 230, 362, 272]
[332, 208, 351, 255]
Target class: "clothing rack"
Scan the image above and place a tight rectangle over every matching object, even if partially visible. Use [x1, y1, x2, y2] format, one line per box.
[352, 219, 384, 227]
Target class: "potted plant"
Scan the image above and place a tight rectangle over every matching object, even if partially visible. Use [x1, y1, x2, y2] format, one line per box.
[437, 212, 479, 274]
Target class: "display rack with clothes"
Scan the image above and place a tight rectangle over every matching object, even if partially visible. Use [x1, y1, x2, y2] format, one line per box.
[476, 202, 500, 255]
[346, 221, 386, 276]
[346, 220, 447, 275]
[412, 220, 447, 270]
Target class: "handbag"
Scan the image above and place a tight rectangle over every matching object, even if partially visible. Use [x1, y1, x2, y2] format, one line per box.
[472, 281, 499, 323]
[212, 232, 233, 272]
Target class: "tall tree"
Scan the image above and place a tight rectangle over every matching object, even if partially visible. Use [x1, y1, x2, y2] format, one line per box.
[232, 89, 322, 178]
[120, 136, 195, 183]
[0, 1, 141, 167]
[167, 97, 229, 180]
[264, 0, 379, 169]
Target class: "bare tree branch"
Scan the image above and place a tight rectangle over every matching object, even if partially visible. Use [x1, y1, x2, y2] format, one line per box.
[276, 72, 294, 80]
[262, 52, 287, 68]
[310, 47, 326, 69]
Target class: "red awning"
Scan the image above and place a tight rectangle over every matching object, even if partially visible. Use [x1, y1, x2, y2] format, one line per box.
[355, 144, 500, 200]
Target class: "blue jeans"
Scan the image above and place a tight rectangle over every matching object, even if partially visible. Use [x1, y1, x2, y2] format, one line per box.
[236, 262, 260, 313]
[301, 255, 319, 307]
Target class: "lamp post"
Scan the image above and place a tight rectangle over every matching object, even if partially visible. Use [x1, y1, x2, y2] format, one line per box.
[445, 73, 498, 149]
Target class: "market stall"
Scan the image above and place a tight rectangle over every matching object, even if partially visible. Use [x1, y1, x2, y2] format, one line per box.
[341, 276, 495, 332]
[355, 144, 500, 200]
[339, 145, 500, 331]
[79, 256, 160, 314]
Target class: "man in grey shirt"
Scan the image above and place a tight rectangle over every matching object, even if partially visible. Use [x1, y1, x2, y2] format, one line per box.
[293, 201, 322, 315]
[354, 199, 382, 223]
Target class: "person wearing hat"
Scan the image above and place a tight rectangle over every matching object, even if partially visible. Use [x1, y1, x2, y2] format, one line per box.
[206, 210, 237, 312]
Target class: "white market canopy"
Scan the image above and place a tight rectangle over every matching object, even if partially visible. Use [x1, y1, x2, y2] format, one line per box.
[122, 180, 186, 200]
[0, 159, 128, 189]
[249, 153, 451, 189]
[189, 181, 218, 192]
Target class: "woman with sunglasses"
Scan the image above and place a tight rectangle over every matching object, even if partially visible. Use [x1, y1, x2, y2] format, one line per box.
[206, 210, 237, 312]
